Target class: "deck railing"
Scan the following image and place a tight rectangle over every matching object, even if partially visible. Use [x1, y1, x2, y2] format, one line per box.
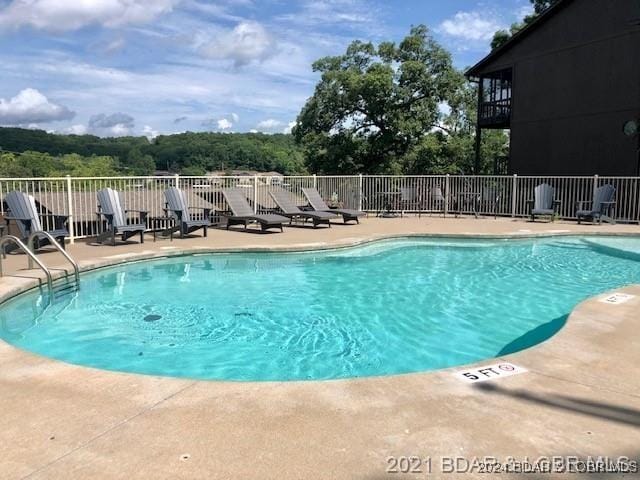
[0, 174, 638, 242]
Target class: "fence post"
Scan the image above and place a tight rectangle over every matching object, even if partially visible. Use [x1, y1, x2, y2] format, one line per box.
[174, 173, 179, 188]
[313, 174, 317, 189]
[253, 175, 258, 214]
[358, 174, 363, 211]
[593, 174, 599, 198]
[66, 175, 75, 244]
[445, 174, 450, 216]
[511, 174, 518, 218]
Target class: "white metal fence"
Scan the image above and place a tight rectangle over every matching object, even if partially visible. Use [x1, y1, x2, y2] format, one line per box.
[0, 174, 638, 241]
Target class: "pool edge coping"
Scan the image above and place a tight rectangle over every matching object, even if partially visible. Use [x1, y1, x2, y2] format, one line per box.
[0, 230, 639, 386]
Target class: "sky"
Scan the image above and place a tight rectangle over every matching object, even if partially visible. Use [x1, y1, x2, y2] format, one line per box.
[0, 0, 533, 139]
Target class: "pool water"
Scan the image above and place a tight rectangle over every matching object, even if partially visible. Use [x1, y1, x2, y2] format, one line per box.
[1, 236, 639, 381]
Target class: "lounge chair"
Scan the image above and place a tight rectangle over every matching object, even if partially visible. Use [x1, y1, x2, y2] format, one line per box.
[164, 187, 211, 238]
[576, 184, 616, 224]
[527, 183, 560, 221]
[96, 188, 147, 245]
[270, 190, 337, 228]
[301, 187, 365, 224]
[221, 188, 288, 232]
[3, 190, 68, 251]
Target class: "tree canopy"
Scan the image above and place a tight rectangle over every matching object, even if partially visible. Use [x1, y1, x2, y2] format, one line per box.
[0, 128, 307, 176]
[491, 0, 560, 49]
[294, 25, 507, 174]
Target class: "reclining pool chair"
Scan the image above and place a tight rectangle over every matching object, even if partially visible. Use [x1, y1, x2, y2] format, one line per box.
[221, 188, 289, 232]
[527, 183, 560, 222]
[576, 184, 616, 224]
[270, 190, 337, 228]
[164, 187, 211, 238]
[96, 188, 147, 245]
[301, 187, 365, 224]
[3, 190, 68, 251]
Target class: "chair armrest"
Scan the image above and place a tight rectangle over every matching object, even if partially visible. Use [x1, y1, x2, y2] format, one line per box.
[126, 209, 148, 222]
[40, 213, 68, 229]
[165, 207, 182, 218]
[188, 207, 211, 219]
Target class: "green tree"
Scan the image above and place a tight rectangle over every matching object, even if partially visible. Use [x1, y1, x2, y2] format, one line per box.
[490, 0, 559, 50]
[127, 147, 156, 175]
[294, 25, 460, 174]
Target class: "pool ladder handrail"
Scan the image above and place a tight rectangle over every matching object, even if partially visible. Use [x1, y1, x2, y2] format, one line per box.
[27, 232, 80, 286]
[0, 235, 54, 299]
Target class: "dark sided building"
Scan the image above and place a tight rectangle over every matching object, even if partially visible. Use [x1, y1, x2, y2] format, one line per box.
[466, 0, 640, 176]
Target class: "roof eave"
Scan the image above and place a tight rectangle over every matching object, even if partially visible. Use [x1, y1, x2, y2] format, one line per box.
[464, 0, 572, 78]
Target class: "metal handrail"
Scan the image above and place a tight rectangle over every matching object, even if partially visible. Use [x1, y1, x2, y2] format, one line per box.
[0, 235, 54, 298]
[27, 232, 80, 286]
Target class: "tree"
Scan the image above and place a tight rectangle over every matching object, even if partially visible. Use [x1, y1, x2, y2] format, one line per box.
[294, 25, 461, 174]
[490, 0, 559, 50]
[127, 147, 156, 175]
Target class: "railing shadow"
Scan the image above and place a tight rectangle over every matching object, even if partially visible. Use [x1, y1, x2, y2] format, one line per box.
[474, 382, 640, 428]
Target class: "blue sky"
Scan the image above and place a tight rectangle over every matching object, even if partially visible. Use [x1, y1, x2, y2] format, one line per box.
[0, 0, 532, 139]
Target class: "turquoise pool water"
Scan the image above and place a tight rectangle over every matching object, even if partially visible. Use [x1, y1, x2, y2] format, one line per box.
[1, 236, 639, 381]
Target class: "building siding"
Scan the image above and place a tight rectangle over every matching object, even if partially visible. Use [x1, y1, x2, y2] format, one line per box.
[471, 0, 640, 175]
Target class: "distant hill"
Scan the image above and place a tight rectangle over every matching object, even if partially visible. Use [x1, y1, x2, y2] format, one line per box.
[0, 127, 307, 176]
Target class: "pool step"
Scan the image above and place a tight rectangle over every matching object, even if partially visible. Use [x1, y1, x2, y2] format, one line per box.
[52, 281, 79, 298]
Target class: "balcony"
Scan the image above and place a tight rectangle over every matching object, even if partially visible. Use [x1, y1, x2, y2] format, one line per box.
[478, 69, 512, 129]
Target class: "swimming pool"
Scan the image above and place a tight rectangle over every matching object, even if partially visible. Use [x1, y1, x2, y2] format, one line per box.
[1, 236, 639, 381]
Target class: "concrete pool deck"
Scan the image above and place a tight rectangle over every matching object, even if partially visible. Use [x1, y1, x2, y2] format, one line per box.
[0, 216, 639, 479]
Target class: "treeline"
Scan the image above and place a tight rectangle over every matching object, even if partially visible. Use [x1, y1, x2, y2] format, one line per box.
[0, 128, 307, 177]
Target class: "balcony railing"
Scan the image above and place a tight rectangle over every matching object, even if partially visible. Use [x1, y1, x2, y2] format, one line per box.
[0, 174, 638, 242]
[479, 99, 511, 127]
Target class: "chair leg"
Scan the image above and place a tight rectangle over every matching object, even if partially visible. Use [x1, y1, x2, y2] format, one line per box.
[140, 230, 144, 244]
[204, 225, 208, 237]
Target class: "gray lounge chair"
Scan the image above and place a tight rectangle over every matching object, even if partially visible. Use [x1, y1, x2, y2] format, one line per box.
[576, 184, 616, 224]
[301, 187, 365, 224]
[96, 188, 147, 245]
[527, 183, 560, 221]
[164, 187, 210, 238]
[222, 188, 288, 232]
[270, 190, 337, 228]
[3, 190, 68, 251]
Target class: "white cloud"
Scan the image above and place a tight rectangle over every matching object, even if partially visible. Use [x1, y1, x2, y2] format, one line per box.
[217, 118, 232, 130]
[283, 121, 296, 134]
[231, 112, 239, 122]
[0, 0, 177, 32]
[199, 21, 277, 67]
[277, 0, 377, 30]
[65, 124, 88, 135]
[142, 125, 159, 139]
[0, 88, 75, 125]
[256, 118, 282, 131]
[439, 11, 505, 41]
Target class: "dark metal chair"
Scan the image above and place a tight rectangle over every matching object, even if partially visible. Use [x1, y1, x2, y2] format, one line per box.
[222, 188, 288, 232]
[96, 188, 147, 245]
[3, 190, 68, 251]
[527, 183, 560, 221]
[301, 187, 365, 224]
[164, 187, 211, 238]
[269, 190, 337, 228]
[576, 184, 616, 224]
